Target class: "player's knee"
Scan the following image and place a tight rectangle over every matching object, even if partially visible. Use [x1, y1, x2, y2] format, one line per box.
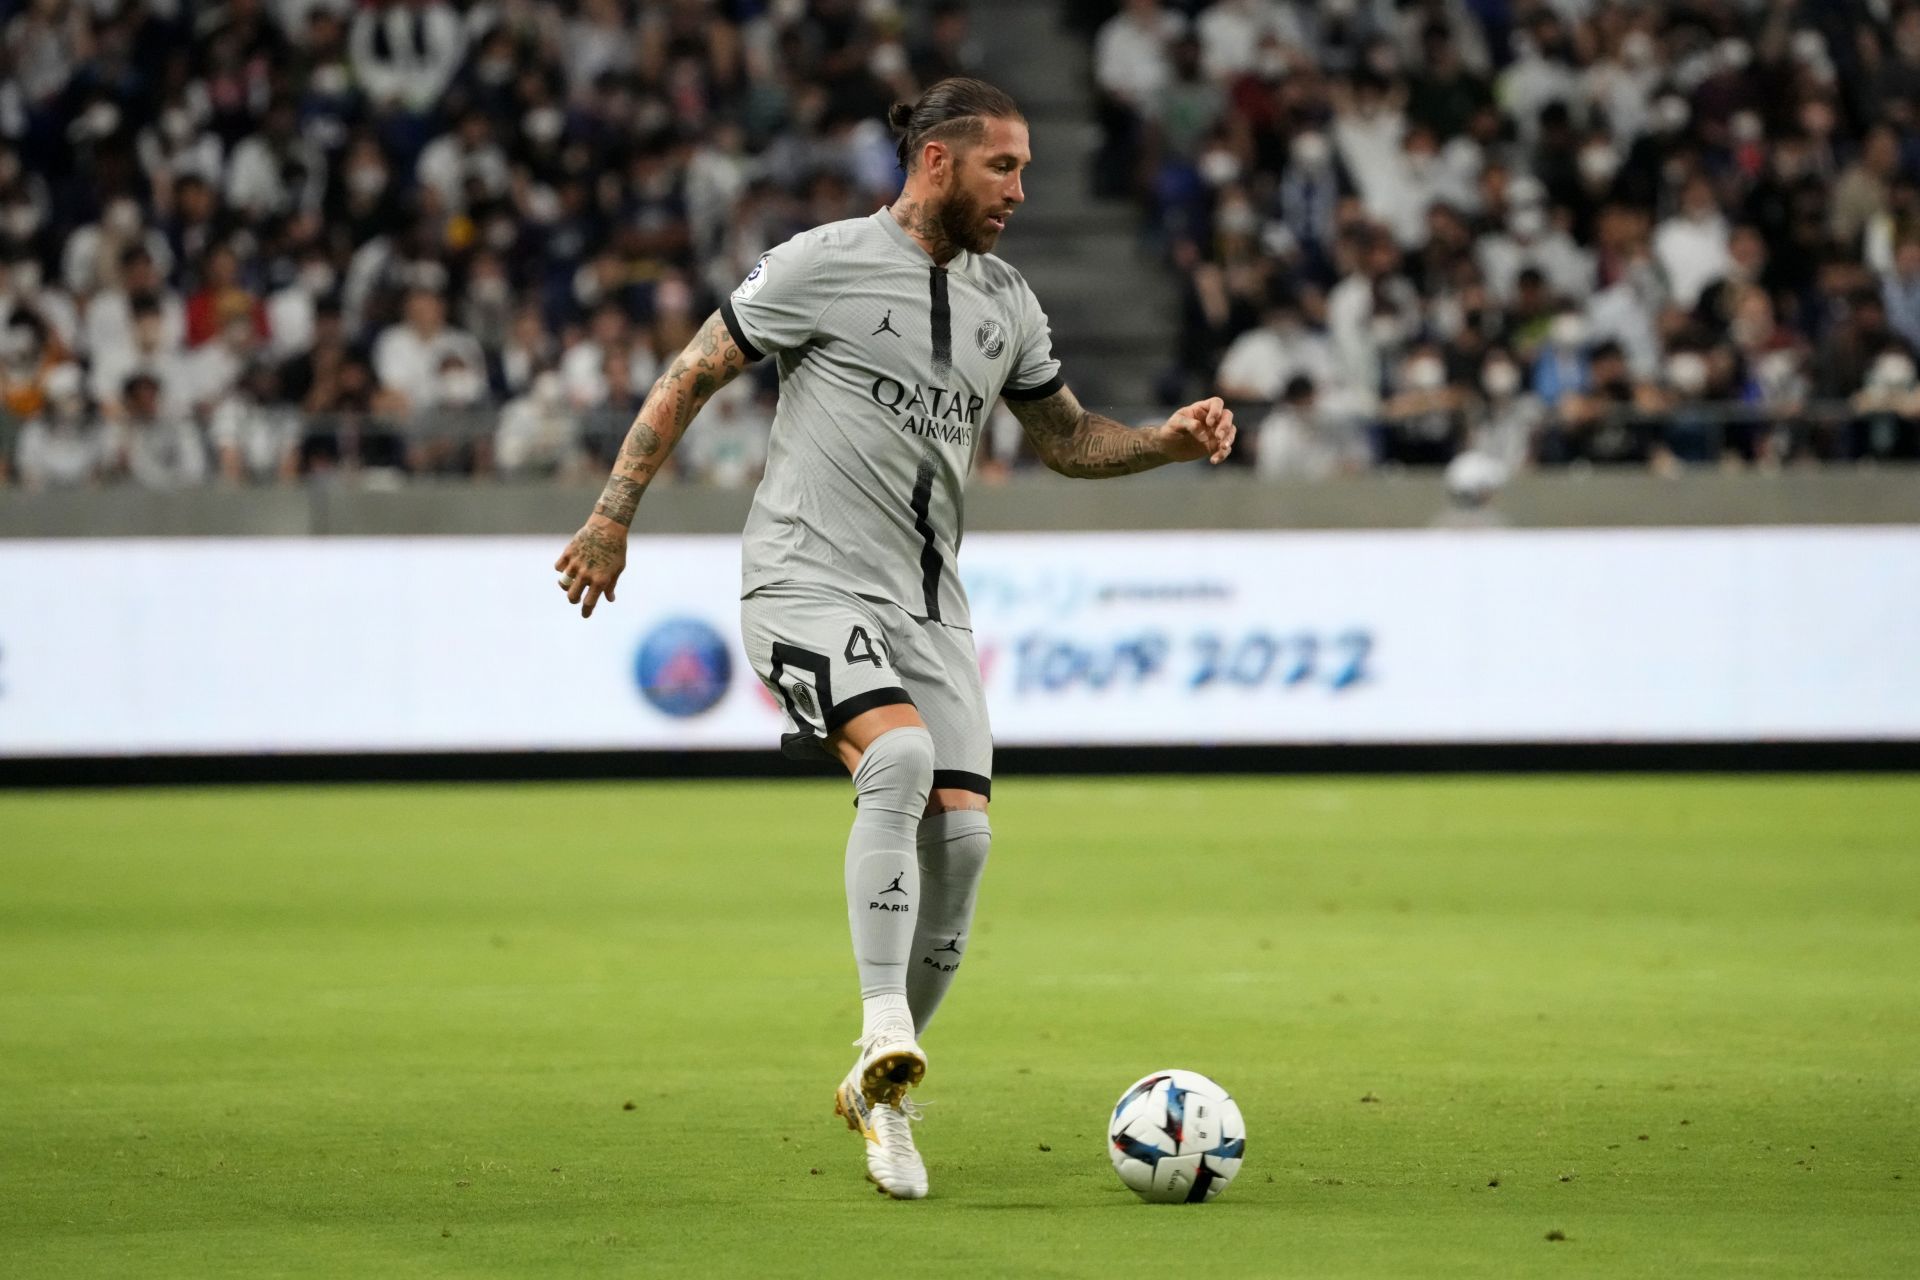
[920, 808, 991, 880]
[925, 789, 989, 817]
[853, 725, 935, 817]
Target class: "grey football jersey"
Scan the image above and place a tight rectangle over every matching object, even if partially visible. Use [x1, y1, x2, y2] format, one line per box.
[721, 208, 1063, 629]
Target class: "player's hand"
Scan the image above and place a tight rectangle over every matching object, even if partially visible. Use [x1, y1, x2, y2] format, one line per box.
[1160, 396, 1237, 465]
[553, 516, 628, 618]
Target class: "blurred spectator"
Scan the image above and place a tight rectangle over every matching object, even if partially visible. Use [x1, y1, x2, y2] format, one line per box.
[1654, 177, 1731, 312]
[1378, 341, 1470, 466]
[495, 372, 584, 479]
[1214, 290, 1337, 405]
[185, 244, 269, 348]
[1253, 374, 1365, 480]
[675, 377, 774, 489]
[1094, 0, 1186, 196]
[1882, 236, 1920, 352]
[209, 363, 300, 483]
[1831, 125, 1902, 252]
[84, 248, 186, 365]
[114, 372, 208, 489]
[1472, 348, 1543, 471]
[372, 287, 484, 414]
[13, 362, 106, 489]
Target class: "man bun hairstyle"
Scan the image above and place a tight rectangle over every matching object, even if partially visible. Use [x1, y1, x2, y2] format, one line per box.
[890, 77, 1024, 172]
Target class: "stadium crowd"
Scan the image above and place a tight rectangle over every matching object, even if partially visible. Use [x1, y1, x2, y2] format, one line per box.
[1082, 0, 1920, 475]
[6, 0, 1920, 490]
[0, 0, 988, 488]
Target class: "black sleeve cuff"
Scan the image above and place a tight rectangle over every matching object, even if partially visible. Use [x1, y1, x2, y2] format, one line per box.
[1000, 372, 1065, 401]
[718, 298, 766, 363]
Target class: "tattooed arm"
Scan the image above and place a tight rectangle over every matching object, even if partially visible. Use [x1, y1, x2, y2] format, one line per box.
[1005, 384, 1237, 479]
[554, 309, 751, 617]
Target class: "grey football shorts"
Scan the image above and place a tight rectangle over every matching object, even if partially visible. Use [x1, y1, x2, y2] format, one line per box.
[740, 580, 992, 798]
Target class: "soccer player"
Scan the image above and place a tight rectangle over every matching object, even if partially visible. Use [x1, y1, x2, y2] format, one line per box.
[552, 78, 1236, 1199]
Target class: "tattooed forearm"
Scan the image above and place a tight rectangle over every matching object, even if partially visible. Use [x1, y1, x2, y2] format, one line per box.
[1006, 385, 1170, 479]
[593, 474, 643, 524]
[1071, 423, 1163, 476]
[589, 310, 748, 527]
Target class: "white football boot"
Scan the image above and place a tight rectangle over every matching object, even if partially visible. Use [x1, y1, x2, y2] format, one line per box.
[833, 1020, 930, 1199]
[835, 1074, 929, 1199]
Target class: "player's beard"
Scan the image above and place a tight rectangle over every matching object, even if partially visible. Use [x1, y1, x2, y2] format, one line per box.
[935, 184, 1000, 255]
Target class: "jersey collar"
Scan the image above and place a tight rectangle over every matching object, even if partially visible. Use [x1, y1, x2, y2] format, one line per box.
[874, 206, 975, 278]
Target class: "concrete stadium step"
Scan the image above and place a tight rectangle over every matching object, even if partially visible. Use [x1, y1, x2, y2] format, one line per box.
[966, 0, 1176, 408]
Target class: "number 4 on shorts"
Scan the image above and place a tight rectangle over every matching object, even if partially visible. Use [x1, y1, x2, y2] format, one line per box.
[845, 625, 888, 668]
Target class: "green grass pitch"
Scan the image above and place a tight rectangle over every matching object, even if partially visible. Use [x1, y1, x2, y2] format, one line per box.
[3, 775, 1916, 1277]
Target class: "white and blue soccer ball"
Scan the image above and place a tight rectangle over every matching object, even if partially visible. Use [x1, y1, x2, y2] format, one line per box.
[1107, 1069, 1247, 1203]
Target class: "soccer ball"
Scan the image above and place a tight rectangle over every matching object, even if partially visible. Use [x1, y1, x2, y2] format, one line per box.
[1107, 1069, 1247, 1203]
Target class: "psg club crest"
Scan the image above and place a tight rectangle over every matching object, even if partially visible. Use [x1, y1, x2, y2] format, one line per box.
[975, 319, 1005, 359]
[634, 618, 733, 717]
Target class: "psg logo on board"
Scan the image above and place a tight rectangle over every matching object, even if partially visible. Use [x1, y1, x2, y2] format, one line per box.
[975, 319, 1005, 359]
[634, 618, 733, 718]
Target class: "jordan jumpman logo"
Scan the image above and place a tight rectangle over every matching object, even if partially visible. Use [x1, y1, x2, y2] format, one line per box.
[873, 310, 900, 337]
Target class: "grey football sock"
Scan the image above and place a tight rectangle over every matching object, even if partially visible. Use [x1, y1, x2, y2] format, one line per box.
[907, 810, 992, 1035]
[845, 727, 934, 1000]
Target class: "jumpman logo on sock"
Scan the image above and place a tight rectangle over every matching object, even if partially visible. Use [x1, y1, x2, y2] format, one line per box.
[873, 310, 900, 337]
[877, 873, 908, 896]
[933, 937, 962, 955]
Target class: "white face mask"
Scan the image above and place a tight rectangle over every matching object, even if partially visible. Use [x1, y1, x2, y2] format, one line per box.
[1291, 133, 1330, 168]
[1508, 206, 1547, 239]
[1550, 314, 1588, 348]
[1217, 200, 1257, 237]
[1405, 356, 1445, 391]
[105, 200, 142, 238]
[1667, 351, 1709, 395]
[11, 260, 43, 294]
[1483, 362, 1520, 397]
[1200, 149, 1242, 186]
[1869, 351, 1916, 390]
[1579, 145, 1619, 185]
[525, 107, 566, 145]
[441, 368, 485, 404]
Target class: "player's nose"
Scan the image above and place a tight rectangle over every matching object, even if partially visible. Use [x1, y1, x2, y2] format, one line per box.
[1006, 174, 1025, 205]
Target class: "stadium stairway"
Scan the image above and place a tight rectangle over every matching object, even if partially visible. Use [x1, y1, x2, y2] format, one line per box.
[970, 0, 1176, 415]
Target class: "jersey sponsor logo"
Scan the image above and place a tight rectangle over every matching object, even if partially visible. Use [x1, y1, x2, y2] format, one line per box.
[634, 617, 734, 717]
[732, 255, 770, 302]
[870, 376, 985, 448]
[975, 319, 1005, 359]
